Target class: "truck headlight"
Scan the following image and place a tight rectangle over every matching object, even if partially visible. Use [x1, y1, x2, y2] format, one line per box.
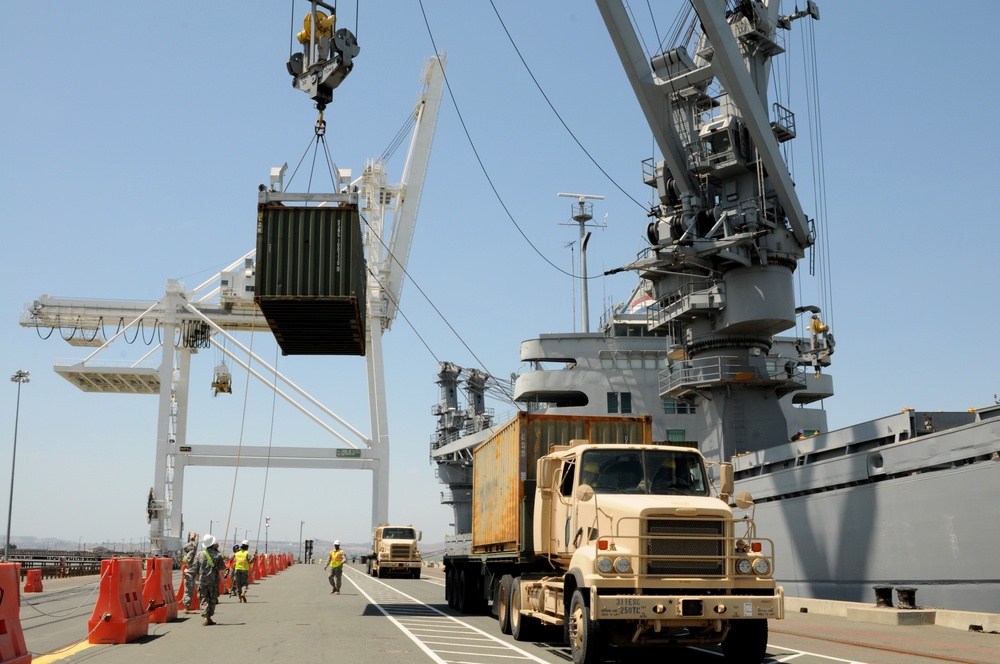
[736, 558, 753, 575]
[752, 558, 771, 576]
[596, 556, 613, 573]
[613, 557, 631, 574]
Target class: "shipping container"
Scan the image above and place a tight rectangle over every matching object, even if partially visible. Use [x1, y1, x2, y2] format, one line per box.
[255, 204, 367, 355]
[471, 412, 652, 554]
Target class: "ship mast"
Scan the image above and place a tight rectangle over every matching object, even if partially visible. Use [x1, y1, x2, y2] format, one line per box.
[597, 0, 828, 460]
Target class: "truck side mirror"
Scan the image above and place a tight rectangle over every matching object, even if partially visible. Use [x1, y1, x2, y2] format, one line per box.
[537, 458, 554, 490]
[418, 531, 422, 541]
[575, 484, 595, 502]
[719, 463, 734, 502]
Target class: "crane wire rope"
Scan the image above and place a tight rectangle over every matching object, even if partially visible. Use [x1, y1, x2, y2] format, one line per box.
[416, 0, 614, 283]
[221, 306, 259, 554]
[252, 343, 280, 554]
[357, 206, 520, 409]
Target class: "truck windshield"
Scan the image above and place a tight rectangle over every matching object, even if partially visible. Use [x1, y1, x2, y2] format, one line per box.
[579, 449, 709, 496]
[383, 528, 416, 539]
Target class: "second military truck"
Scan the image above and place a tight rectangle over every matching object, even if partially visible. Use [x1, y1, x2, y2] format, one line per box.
[367, 524, 423, 579]
[443, 412, 783, 664]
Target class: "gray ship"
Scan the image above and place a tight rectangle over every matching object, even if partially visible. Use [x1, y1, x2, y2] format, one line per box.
[431, 0, 1000, 615]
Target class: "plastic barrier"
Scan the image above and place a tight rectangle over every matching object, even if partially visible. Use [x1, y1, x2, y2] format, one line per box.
[174, 564, 200, 611]
[0, 564, 30, 663]
[88, 558, 150, 644]
[266, 554, 275, 576]
[142, 557, 178, 623]
[22, 569, 42, 593]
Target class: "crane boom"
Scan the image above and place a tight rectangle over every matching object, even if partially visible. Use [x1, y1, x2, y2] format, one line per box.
[381, 54, 446, 331]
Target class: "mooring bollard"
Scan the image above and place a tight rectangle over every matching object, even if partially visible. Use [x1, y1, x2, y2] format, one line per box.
[873, 584, 894, 608]
[896, 586, 918, 609]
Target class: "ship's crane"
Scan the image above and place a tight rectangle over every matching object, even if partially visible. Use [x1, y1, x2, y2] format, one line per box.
[597, 0, 828, 461]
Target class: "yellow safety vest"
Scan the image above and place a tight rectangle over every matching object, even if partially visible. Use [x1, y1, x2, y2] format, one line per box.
[329, 549, 345, 568]
[235, 549, 250, 571]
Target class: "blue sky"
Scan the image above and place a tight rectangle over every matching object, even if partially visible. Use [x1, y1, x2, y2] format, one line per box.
[2, 1, 998, 550]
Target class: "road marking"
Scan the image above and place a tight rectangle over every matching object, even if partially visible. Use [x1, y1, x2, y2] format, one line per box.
[346, 568, 549, 663]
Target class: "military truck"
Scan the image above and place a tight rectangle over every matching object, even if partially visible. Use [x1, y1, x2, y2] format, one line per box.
[366, 524, 422, 579]
[443, 412, 782, 664]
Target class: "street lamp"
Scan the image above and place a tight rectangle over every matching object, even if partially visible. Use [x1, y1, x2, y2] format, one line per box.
[265, 517, 270, 554]
[5, 370, 29, 562]
[299, 520, 304, 563]
[209, 520, 214, 535]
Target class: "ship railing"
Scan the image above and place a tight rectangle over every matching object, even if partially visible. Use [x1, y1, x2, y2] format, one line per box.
[660, 355, 806, 396]
[646, 280, 724, 329]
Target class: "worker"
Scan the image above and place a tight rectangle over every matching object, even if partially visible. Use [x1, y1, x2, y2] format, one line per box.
[226, 544, 239, 597]
[180, 533, 198, 613]
[233, 540, 255, 603]
[192, 534, 225, 626]
[324, 540, 345, 594]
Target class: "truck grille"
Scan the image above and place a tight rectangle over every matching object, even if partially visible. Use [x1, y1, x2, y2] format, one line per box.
[389, 544, 411, 560]
[644, 519, 725, 577]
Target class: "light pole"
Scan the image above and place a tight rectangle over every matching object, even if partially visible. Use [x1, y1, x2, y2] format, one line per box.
[265, 517, 270, 554]
[299, 520, 304, 563]
[209, 520, 214, 535]
[5, 370, 29, 562]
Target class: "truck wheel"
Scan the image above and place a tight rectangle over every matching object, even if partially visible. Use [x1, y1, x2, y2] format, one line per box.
[367, 560, 373, 576]
[722, 619, 768, 664]
[412, 568, 421, 580]
[568, 589, 603, 664]
[497, 575, 513, 634]
[445, 567, 457, 608]
[376, 565, 385, 579]
[510, 577, 540, 642]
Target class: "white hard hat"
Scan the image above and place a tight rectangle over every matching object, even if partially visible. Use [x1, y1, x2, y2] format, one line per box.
[241, 540, 249, 546]
[202, 534, 217, 549]
[334, 540, 340, 546]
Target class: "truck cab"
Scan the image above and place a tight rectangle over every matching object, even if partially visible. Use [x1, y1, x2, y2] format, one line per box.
[366, 524, 423, 579]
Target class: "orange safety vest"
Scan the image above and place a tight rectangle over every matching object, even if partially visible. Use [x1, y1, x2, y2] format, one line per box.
[329, 548, 345, 568]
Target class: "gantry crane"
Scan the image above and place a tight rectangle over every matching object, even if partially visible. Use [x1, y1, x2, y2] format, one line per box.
[19, 42, 445, 555]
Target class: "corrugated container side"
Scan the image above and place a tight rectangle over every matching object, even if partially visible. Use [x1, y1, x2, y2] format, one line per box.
[255, 205, 367, 355]
[471, 413, 652, 554]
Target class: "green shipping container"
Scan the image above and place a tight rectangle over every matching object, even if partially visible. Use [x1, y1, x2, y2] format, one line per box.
[471, 412, 653, 554]
[255, 204, 367, 355]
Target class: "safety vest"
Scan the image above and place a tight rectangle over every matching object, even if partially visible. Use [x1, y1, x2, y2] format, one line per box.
[329, 548, 345, 568]
[235, 549, 250, 571]
[203, 550, 216, 568]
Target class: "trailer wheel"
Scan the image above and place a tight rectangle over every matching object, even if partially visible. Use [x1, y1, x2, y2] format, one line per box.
[445, 567, 456, 608]
[568, 589, 603, 664]
[497, 575, 513, 634]
[721, 619, 768, 664]
[510, 577, 541, 642]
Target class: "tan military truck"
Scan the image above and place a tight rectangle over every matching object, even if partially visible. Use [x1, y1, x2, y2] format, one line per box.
[366, 524, 423, 579]
[443, 412, 782, 664]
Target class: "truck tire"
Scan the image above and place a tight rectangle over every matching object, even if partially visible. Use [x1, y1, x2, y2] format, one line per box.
[497, 575, 514, 634]
[568, 589, 603, 664]
[445, 567, 457, 608]
[721, 619, 768, 664]
[412, 567, 421, 580]
[367, 559, 373, 576]
[510, 577, 541, 642]
[376, 564, 385, 579]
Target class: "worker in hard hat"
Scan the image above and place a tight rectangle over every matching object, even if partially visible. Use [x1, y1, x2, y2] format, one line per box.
[192, 533, 225, 625]
[226, 544, 240, 597]
[324, 540, 346, 595]
[179, 533, 198, 613]
[232, 539, 256, 603]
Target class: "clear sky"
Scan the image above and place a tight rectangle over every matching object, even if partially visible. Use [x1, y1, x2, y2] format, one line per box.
[1, 1, 998, 551]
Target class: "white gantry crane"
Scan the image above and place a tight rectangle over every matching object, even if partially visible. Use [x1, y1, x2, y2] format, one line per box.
[18, 53, 445, 555]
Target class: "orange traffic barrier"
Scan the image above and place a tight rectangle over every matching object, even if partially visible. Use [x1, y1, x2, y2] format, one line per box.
[266, 554, 275, 576]
[22, 569, 42, 593]
[88, 558, 150, 644]
[142, 557, 178, 623]
[174, 564, 200, 611]
[0, 563, 30, 663]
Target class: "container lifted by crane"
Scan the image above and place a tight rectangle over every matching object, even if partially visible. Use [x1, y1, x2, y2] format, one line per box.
[18, 1, 445, 554]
